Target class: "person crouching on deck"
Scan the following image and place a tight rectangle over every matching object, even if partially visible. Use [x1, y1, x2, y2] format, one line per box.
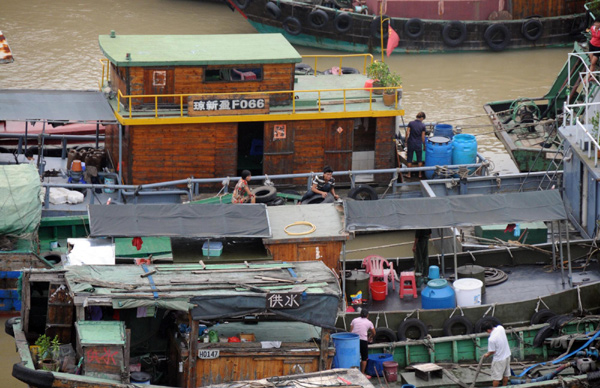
[300, 166, 340, 204]
[232, 170, 256, 204]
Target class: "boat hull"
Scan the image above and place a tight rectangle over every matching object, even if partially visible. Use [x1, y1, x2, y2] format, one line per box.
[233, 0, 588, 53]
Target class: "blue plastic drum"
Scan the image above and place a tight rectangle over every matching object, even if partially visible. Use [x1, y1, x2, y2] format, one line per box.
[331, 333, 360, 368]
[433, 123, 454, 139]
[452, 133, 478, 171]
[425, 136, 453, 179]
[366, 353, 394, 377]
[421, 279, 456, 310]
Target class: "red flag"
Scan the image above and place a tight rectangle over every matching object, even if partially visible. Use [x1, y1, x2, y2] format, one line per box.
[386, 25, 400, 57]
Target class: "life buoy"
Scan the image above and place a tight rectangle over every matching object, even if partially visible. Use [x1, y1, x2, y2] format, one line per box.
[323, 67, 360, 75]
[374, 327, 397, 343]
[474, 316, 502, 332]
[442, 316, 473, 336]
[232, 0, 250, 10]
[283, 16, 302, 36]
[397, 318, 428, 340]
[334, 12, 352, 33]
[521, 18, 543, 41]
[348, 185, 378, 200]
[370, 15, 390, 40]
[308, 9, 329, 29]
[484, 24, 510, 51]
[265, 2, 282, 20]
[251, 185, 277, 203]
[530, 309, 556, 325]
[404, 18, 424, 39]
[533, 325, 555, 347]
[442, 21, 467, 47]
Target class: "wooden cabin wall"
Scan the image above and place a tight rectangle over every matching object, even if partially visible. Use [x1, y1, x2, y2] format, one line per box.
[374, 117, 396, 181]
[265, 242, 342, 271]
[511, 0, 586, 18]
[117, 123, 237, 185]
[110, 63, 295, 108]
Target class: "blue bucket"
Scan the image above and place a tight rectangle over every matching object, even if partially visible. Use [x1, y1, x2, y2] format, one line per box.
[104, 177, 115, 194]
[366, 353, 394, 377]
[433, 124, 454, 139]
[428, 265, 440, 280]
[331, 333, 360, 368]
[425, 136, 453, 179]
[452, 133, 478, 172]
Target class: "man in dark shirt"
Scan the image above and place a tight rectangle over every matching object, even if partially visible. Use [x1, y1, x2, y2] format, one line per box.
[405, 112, 427, 178]
[413, 228, 432, 286]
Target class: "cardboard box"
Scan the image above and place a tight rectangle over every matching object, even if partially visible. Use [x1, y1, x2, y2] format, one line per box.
[239, 333, 255, 342]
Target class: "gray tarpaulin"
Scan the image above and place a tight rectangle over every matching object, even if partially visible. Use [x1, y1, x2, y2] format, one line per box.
[345, 190, 567, 232]
[88, 203, 271, 238]
[0, 90, 117, 123]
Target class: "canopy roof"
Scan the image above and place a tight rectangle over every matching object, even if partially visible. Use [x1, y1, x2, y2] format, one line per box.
[64, 261, 341, 328]
[344, 191, 567, 232]
[0, 164, 41, 236]
[88, 203, 271, 238]
[0, 90, 117, 123]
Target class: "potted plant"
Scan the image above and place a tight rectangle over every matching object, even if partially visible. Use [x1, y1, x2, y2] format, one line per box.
[366, 60, 390, 95]
[35, 334, 61, 372]
[382, 72, 402, 106]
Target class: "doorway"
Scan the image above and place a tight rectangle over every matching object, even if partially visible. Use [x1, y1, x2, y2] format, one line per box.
[237, 122, 264, 176]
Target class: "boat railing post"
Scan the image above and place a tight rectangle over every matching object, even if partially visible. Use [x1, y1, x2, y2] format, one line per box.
[453, 227, 458, 281]
[558, 220, 565, 285]
[440, 229, 445, 278]
[550, 221, 556, 271]
[61, 137, 67, 160]
[565, 220, 572, 287]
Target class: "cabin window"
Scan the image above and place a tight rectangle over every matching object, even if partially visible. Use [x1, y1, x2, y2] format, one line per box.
[204, 67, 263, 82]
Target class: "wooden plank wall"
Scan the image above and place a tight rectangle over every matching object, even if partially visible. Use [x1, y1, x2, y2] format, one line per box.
[265, 242, 342, 271]
[511, 0, 586, 18]
[374, 117, 397, 182]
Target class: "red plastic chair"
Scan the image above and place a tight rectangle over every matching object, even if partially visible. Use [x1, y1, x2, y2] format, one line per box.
[362, 255, 396, 295]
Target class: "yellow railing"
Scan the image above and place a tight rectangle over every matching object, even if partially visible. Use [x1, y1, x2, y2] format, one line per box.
[98, 59, 110, 90]
[115, 85, 401, 118]
[301, 54, 374, 75]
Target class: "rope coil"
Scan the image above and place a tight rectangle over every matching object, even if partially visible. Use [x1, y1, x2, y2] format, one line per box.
[284, 221, 316, 236]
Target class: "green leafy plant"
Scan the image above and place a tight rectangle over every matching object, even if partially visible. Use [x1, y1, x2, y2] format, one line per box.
[382, 72, 402, 94]
[366, 60, 390, 82]
[35, 334, 60, 360]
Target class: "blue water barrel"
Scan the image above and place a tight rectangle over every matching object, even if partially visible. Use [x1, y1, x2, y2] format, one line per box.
[331, 333, 360, 368]
[452, 133, 478, 170]
[366, 353, 394, 377]
[433, 123, 454, 139]
[428, 265, 440, 280]
[421, 279, 456, 310]
[425, 136, 453, 179]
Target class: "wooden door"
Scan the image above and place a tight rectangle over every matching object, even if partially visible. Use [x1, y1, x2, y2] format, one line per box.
[324, 119, 353, 183]
[46, 283, 74, 344]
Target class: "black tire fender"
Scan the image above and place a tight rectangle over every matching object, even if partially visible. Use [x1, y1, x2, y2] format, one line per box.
[521, 18, 543, 41]
[323, 67, 360, 75]
[474, 316, 502, 332]
[251, 185, 277, 203]
[303, 193, 335, 204]
[548, 314, 573, 330]
[266, 197, 286, 206]
[533, 325, 555, 348]
[374, 327, 397, 343]
[370, 15, 390, 39]
[265, 2, 281, 20]
[232, 0, 250, 10]
[530, 309, 556, 325]
[442, 21, 467, 47]
[397, 318, 428, 340]
[484, 24, 510, 51]
[348, 185, 378, 200]
[404, 18, 424, 39]
[283, 16, 302, 36]
[308, 9, 329, 29]
[442, 316, 473, 336]
[295, 63, 313, 75]
[12, 363, 55, 388]
[334, 12, 353, 33]
[5, 316, 19, 337]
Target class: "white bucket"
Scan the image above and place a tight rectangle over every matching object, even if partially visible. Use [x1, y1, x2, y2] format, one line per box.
[453, 278, 483, 307]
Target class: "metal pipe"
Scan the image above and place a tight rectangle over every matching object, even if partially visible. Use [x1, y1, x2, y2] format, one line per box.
[453, 227, 458, 281]
[0, 133, 105, 141]
[342, 242, 346, 309]
[550, 221, 557, 271]
[118, 123, 123, 189]
[565, 220, 572, 287]
[558, 220, 565, 285]
[95, 122, 100, 149]
[440, 228, 445, 278]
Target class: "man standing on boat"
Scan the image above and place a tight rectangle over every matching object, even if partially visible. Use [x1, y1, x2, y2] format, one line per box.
[413, 229, 431, 286]
[483, 322, 512, 387]
[350, 308, 376, 378]
[405, 112, 427, 178]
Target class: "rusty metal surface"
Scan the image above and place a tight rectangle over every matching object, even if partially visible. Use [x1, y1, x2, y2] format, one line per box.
[0, 32, 14, 64]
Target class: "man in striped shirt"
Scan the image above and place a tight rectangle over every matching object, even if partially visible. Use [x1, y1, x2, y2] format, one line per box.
[300, 166, 340, 204]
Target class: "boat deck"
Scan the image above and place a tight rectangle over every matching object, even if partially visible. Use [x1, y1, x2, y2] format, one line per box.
[364, 262, 600, 313]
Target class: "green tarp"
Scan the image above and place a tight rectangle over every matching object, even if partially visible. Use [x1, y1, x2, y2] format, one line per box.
[0, 164, 41, 237]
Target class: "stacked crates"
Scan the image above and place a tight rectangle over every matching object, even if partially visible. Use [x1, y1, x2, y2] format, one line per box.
[0, 271, 21, 311]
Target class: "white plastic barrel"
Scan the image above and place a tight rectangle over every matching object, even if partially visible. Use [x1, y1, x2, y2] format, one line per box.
[453, 278, 482, 307]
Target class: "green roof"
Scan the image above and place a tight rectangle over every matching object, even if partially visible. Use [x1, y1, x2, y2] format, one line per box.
[75, 321, 126, 346]
[98, 33, 302, 67]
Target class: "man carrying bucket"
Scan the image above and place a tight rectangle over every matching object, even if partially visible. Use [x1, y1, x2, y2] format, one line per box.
[483, 322, 511, 387]
[350, 309, 376, 378]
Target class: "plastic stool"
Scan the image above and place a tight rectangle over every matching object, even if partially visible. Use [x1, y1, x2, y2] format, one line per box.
[399, 271, 417, 299]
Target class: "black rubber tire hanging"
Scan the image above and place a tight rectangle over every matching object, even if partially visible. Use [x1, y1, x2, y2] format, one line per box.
[533, 325, 555, 347]
[397, 318, 428, 340]
[348, 185, 378, 200]
[308, 9, 329, 29]
[404, 18, 424, 39]
[283, 16, 302, 36]
[521, 18, 543, 41]
[334, 12, 352, 33]
[530, 309, 556, 325]
[370, 15, 390, 40]
[442, 316, 473, 336]
[232, 0, 250, 10]
[474, 316, 502, 332]
[442, 21, 467, 47]
[374, 327, 397, 343]
[265, 2, 282, 19]
[484, 24, 510, 51]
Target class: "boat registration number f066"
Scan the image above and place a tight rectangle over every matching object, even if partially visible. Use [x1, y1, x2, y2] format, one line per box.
[188, 94, 269, 116]
[198, 349, 220, 359]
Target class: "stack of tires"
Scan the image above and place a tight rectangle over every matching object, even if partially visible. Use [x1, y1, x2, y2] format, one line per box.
[250, 186, 285, 206]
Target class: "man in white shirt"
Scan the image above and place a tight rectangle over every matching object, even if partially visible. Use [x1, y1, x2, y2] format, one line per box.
[483, 322, 511, 386]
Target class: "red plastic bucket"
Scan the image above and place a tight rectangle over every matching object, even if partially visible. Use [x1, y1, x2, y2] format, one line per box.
[370, 281, 387, 301]
[383, 361, 398, 382]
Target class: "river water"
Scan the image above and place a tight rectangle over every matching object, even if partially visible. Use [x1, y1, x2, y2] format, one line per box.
[0, 0, 575, 384]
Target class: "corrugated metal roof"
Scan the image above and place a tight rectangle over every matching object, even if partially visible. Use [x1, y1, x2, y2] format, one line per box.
[0, 31, 14, 64]
[0, 90, 117, 123]
[98, 33, 302, 67]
